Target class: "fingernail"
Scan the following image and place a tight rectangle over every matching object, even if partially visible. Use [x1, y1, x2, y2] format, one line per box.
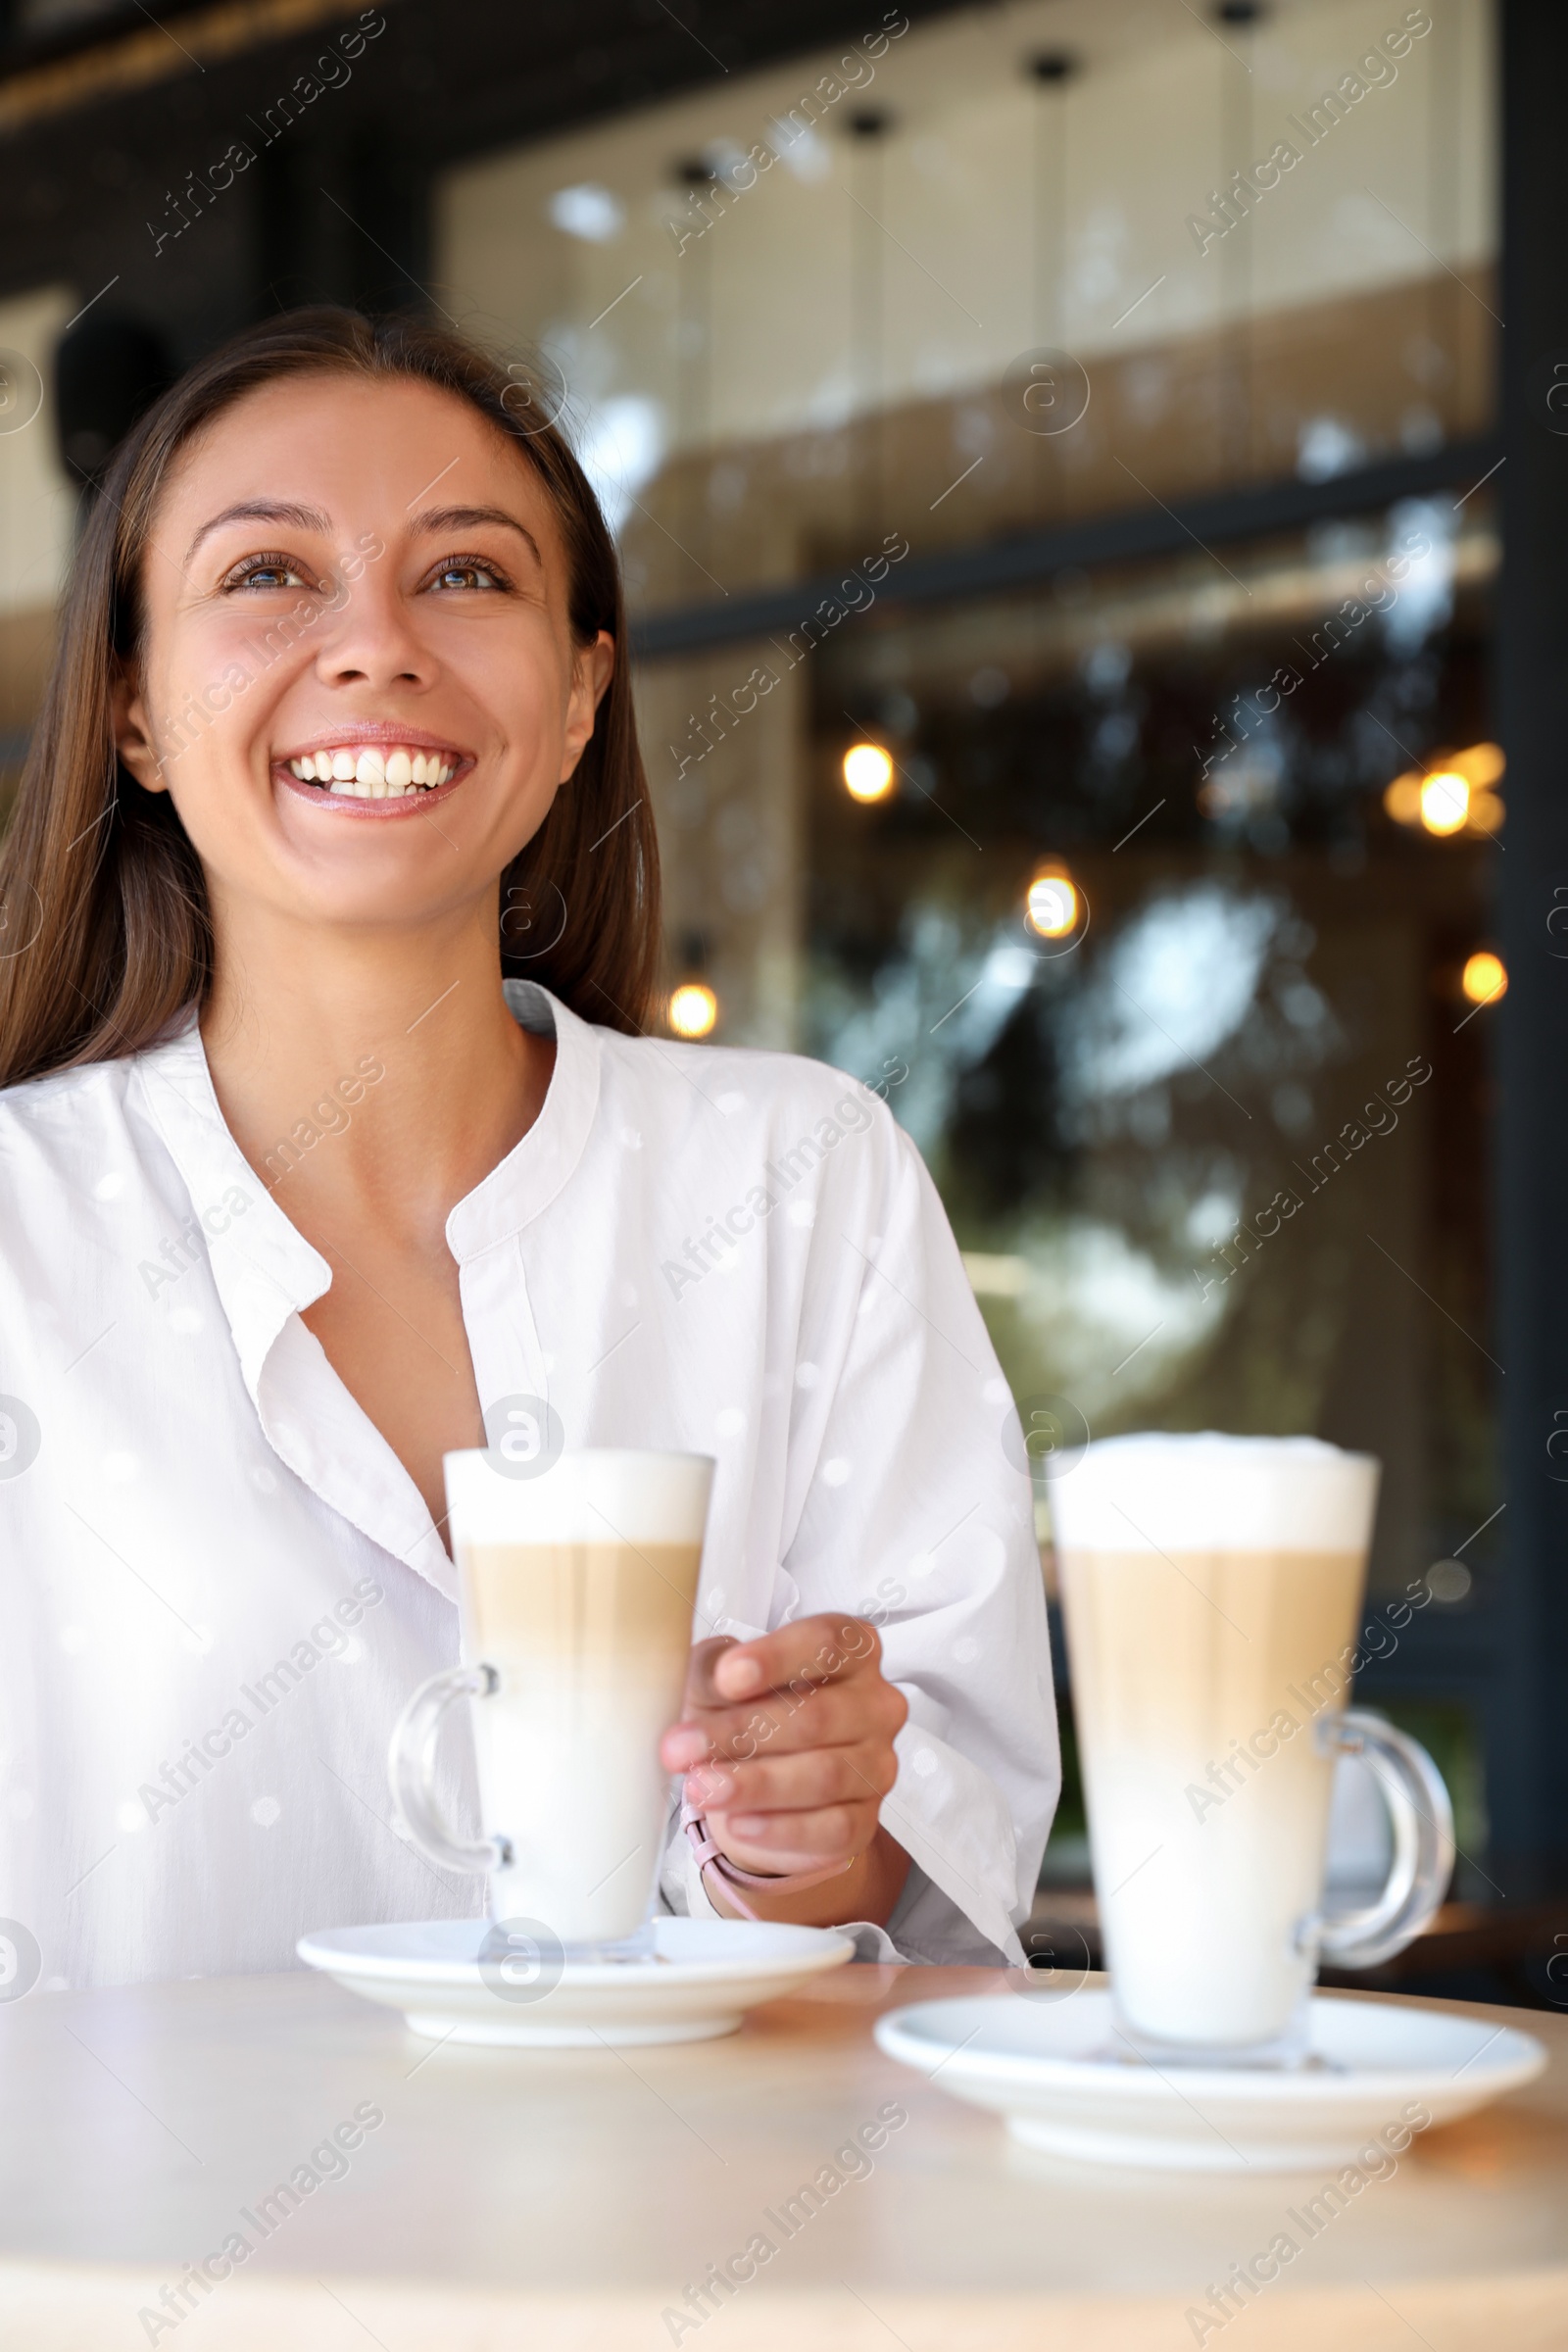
[719, 1654, 763, 1695]
[665, 1728, 707, 1767]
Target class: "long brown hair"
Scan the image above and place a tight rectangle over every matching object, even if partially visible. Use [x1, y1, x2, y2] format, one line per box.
[0, 308, 662, 1088]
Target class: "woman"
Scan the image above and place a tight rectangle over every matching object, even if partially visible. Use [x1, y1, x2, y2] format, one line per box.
[0, 310, 1056, 1988]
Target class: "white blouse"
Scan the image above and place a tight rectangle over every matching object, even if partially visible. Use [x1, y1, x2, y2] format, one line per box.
[0, 981, 1058, 1988]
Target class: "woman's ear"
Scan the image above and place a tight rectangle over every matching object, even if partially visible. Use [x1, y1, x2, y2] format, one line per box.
[559, 630, 615, 785]
[588, 629, 615, 709]
[112, 662, 166, 795]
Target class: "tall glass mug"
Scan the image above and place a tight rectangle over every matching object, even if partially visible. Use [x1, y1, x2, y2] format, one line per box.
[389, 1449, 712, 1960]
[1047, 1434, 1453, 2066]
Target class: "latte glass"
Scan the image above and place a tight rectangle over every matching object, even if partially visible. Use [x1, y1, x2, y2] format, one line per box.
[1048, 1433, 1453, 2067]
[389, 1448, 711, 1961]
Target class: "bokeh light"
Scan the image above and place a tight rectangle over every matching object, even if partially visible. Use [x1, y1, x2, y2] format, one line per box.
[1461, 952, 1506, 1006]
[1026, 869, 1079, 939]
[1455, 741, 1505, 789]
[1384, 744, 1505, 837]
[668, 982, 718, 1038]
[1383, 773, 1424, 825]
[843, 742, 895, 802]
[1419, 770, 1470, 835]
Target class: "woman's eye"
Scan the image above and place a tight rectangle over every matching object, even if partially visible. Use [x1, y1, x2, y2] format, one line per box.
[428, 562, 505, 593]
[222, 555, 316, 592]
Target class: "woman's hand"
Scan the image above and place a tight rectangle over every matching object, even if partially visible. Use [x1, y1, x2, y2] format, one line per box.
[660, 1616, 911, 1928]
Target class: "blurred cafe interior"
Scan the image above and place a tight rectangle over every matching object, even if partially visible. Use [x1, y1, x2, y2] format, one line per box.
[0, 0, 1563, 2002]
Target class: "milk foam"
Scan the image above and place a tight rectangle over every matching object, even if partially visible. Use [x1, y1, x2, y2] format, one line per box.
[445, 1447, 714, 1547]
[1046, 1432, 1378, 1554]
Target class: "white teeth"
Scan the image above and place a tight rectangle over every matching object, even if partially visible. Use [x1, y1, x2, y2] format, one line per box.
[288, 745, 456, 795]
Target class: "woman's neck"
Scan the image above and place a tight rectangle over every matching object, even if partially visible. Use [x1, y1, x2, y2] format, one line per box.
[199, 901, 555, 1241]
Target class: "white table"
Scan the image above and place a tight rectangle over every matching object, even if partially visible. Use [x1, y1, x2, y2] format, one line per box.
[0, 1962, 1563, 2348]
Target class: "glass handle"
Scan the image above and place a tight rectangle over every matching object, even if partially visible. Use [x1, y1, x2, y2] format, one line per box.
[387, 1662, 511, 1877]
[1314, 1707, 1454, 1969]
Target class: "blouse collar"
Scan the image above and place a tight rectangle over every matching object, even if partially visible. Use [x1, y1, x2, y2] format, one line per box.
[129, 983, 603, 1400]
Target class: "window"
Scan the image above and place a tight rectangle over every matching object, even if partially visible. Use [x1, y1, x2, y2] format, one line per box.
[439, 0, 1502, 1882]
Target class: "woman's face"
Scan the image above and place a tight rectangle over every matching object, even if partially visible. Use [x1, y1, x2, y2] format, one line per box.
[115, 371, 612, 939]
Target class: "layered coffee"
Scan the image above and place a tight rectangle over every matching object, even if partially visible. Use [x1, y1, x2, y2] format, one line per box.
[444, 1450, 711, 1950]
[461, 1539, 701, 1946]
[1049, 1435, 1379, 2059]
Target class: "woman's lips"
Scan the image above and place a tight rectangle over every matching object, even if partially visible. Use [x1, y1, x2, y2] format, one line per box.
[272, 739, 472, 814]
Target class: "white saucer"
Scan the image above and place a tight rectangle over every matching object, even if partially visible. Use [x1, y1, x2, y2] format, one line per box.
[874, 1989, 1547, 2172]
[297, 1916, 854, 2047]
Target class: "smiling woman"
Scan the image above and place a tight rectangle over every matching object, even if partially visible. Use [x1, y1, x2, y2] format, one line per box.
[0, 309, 657, 1080]
[0, 309, 1055, 1990]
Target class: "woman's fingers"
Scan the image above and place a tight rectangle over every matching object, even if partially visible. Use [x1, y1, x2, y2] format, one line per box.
[708, 1614, 882, 1703]
[661, 1614, 906, 1774]
[675, 1615, 882, 1716]
[687, 1737, 898, 1820]
[662, 1681, 877, 1772]
[679, 1635, 741, 1707]
[662, 1613, 908, 1884]
[706, 1798, 869, 1875]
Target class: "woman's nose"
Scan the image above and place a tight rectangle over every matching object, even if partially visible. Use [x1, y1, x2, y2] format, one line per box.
[313, 568, 432, 691]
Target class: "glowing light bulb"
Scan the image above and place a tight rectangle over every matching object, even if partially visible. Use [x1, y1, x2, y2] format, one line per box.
[1419, 770, 1470, 835]
[1026, 870, 1078, 939]
[843, 742, 895, 802]
[668, 982, 718, 1039]
[1460, 951, 1506, 1006]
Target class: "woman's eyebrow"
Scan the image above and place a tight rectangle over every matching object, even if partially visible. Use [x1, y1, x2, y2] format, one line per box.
[183, 501, 333, 566]
[413, 505, 544, 569]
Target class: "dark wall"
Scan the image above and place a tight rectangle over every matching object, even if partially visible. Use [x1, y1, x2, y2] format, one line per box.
[1494, 0, 1568, 1894]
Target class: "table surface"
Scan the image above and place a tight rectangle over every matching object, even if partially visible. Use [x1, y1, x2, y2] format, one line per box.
[1, 1961, 1565, 2351]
